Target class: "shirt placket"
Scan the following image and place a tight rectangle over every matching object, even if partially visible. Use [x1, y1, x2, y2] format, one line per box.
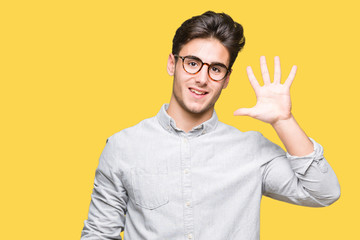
[180, 134, 194, 240]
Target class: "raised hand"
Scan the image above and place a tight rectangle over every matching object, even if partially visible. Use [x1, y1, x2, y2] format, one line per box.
[234, 56, 297, 125]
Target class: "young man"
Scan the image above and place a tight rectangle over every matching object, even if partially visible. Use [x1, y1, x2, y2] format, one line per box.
[81, 11, 340, 240]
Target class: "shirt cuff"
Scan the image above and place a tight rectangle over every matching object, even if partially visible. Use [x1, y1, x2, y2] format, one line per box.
[285, 137, 325, 175]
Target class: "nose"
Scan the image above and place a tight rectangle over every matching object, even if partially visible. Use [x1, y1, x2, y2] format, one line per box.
[195, 63, 210, 85]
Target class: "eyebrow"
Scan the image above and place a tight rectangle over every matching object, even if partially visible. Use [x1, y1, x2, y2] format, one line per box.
[186, 55, 228, 67]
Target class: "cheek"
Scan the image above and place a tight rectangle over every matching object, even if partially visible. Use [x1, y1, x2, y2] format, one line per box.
[211, 83, 224, 94]
[174, 73, 189, 91]
[173, 76, 186, 97]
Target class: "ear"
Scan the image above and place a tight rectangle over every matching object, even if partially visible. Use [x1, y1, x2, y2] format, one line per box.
[222, 69, 232, 89]
[167, 53, 176, 76]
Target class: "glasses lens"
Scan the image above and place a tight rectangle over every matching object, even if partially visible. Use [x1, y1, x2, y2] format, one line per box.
[209, 64, 227, 81]
[183, 57, 202, 74]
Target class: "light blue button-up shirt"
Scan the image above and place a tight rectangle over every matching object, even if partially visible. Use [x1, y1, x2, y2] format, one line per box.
[81, 104, 340, 240]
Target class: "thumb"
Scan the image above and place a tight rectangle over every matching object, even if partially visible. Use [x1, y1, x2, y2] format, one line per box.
[233, 108, 253, 116]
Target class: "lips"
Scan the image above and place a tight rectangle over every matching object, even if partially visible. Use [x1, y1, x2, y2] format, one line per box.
[189, 87, 208, 95]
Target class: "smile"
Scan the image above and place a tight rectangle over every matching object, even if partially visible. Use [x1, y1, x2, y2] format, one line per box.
[189, 88, 208, 95]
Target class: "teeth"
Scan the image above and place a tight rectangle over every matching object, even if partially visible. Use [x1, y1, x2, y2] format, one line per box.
[190, 88, 206, 95]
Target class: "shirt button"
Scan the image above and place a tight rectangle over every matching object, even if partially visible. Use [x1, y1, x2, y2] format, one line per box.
[186, 201, 191, 207]
[184, 169, 190, 174]
[187, 234, 193, 239]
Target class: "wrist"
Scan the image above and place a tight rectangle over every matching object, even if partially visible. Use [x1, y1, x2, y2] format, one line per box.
[271, 113, 295, 129]
[271, 114, 313, 156]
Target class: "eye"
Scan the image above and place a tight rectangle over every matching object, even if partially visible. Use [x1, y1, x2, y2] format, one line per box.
[184, 57, 202, 70]
[211, 64, 226, 74]
[187, 60, 199, 68]
[211, 66, 221, 73]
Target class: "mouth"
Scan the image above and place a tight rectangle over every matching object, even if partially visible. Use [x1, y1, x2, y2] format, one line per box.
[189, 88, 208, 96]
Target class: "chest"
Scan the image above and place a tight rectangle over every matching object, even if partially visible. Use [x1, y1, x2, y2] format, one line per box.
[121, 135, 263, 209]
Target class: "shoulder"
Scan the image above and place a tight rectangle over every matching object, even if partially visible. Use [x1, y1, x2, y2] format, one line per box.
[108, 116, 158, 143]
[216, 121, 285, 157]
[99, 116, 159, 168]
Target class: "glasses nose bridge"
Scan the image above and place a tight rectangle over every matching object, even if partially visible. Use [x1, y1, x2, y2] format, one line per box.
[198, 62, 211, 75]
[195, 61, 211, 81]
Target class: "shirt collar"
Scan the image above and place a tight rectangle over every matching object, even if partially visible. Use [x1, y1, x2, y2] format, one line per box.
[156, 103, 218, 137]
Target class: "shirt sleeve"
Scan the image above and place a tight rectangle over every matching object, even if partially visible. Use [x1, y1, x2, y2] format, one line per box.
[261, 137, 341, 207]
[81, 136, 128, 239]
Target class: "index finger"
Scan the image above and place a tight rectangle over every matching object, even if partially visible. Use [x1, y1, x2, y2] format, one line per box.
[246, 66, 260, 91]
[284, 65, 297, 88]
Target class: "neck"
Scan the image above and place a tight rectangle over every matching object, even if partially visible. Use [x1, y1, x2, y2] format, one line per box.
[166, 96, 214, 133]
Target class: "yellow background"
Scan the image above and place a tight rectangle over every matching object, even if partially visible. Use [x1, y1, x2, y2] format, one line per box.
[1, 0, 358, 239]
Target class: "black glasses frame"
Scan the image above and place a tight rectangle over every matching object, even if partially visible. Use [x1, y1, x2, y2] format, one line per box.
[174, 54, 231, 81]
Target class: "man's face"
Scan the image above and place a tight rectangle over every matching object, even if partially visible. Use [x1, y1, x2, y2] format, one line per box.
[167, 38, 231, 116]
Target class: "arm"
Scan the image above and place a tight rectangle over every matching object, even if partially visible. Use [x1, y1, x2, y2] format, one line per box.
[81, 136, 128, 240]
[235, 56, 340, 205]
[271, 115, 313, 157]
[261, 136, 340, 206]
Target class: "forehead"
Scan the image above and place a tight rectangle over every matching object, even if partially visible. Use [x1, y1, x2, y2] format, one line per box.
[179, 38, 230, 65]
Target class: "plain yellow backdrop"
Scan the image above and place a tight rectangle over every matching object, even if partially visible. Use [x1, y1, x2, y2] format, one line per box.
[1, 0, 358, 239]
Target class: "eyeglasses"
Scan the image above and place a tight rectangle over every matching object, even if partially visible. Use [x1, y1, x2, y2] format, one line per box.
[174, 55, 230, 81]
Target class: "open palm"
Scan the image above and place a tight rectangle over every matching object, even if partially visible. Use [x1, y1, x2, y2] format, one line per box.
[234, 56, 297, 125]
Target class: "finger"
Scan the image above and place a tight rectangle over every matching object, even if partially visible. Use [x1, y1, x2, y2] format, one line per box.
[246, 66, 260, 91]
[274, 56, 281, 84]
[234, 108, 253, 116]
[284, 65, 297, 88]
[260, 56, 271, 85]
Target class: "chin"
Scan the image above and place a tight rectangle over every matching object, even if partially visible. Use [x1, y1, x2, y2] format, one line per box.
[185, 102, 212, 115]
[187, 108, 204, 114]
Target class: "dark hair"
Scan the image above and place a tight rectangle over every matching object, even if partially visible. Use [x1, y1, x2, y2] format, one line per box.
[172, 11, 245, 69]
